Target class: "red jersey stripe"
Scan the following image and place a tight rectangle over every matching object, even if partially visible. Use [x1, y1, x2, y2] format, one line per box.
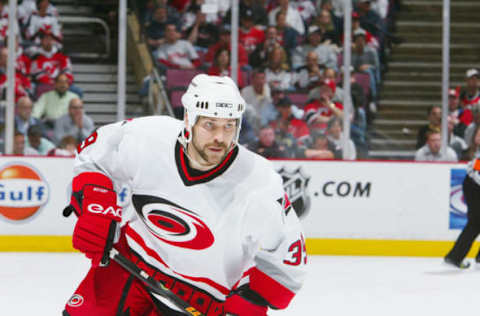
[179, 145, 235, 181]
[125, 224, 231, 296]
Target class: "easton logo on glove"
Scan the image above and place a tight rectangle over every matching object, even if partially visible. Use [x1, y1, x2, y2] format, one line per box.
[87, 203, 122, 217]
[72, 179, 122, 266]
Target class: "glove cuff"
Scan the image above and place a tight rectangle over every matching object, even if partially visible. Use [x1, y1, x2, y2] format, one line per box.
[72, 172, 113, 192]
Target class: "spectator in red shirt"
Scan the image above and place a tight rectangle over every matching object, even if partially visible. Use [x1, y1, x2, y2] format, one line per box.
[9, 36, 33, 95]
[460, 68, 480, 109]
[0, 47, 28, 101]
[304, 79, 343, 131]
[205, 26, 248, 68]
[207, 48, 244, 87]
[270, 96, 310, 145]
[239, 8, 265, 55]
[449, 87, 470, 138]
[30, 30, 75, 98]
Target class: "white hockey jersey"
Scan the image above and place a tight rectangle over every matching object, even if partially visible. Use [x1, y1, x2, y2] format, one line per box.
[74, 116, 307, 313]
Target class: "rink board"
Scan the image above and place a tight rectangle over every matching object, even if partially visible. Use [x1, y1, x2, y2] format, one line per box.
[0, 157, 474, 257]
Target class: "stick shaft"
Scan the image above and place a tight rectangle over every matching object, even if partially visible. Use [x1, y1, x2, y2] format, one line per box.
[109, 248, 205, 316]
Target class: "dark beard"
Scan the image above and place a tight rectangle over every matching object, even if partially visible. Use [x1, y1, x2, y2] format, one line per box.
[191, 139, 228, 165]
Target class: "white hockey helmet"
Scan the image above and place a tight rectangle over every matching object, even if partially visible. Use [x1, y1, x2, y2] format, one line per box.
[181, 74, 246, 143]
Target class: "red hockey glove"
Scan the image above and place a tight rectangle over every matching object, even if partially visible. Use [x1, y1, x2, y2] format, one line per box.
[69, 173, 122, 267]
[224, 287, 268, 316]
[63, 172, 114, 218]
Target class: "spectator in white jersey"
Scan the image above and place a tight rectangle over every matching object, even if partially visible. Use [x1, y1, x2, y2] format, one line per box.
[26, 0, 62, 42]
[414, 131, 458, 162]
[268, 0, 305, 35]
[18, 0, 58, 32]
[153, 23, 200, 71]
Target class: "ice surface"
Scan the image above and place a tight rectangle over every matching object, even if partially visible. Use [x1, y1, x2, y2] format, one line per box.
[0, 253, 477, 316]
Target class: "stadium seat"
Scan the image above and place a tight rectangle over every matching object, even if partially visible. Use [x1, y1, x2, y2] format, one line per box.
[166, 69, 201, 90]
[287, 93, 309, 107]
[353, 73, 371, 98]
[169, 89, 186, 108]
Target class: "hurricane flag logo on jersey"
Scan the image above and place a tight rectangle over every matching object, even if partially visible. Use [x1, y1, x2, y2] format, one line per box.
[132, 195, 214, 250]
[67, 294, 84, 307]
[277, 167, 311, 219]
[0, 163, 49, 222]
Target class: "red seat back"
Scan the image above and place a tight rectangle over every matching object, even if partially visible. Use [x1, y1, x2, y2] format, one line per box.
[166, 69, 201, 90]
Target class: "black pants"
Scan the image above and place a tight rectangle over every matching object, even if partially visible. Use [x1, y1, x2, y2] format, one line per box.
[445, 175, 480, 263]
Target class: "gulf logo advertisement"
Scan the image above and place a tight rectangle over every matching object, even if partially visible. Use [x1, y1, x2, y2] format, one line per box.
[0, 163, 49, 222]
[450, 168, 467, 229]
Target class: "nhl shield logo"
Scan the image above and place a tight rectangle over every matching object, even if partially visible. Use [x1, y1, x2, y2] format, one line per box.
[277, 167, 311, 219]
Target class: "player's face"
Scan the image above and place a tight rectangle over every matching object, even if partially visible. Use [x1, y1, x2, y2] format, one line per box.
[190, 117, 237, 168]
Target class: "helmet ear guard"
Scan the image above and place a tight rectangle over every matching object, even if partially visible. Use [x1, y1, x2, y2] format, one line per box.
[181, 74, 246, 144]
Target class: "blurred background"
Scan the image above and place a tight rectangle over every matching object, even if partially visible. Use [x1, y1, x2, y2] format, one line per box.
[0, 0, 477, 163]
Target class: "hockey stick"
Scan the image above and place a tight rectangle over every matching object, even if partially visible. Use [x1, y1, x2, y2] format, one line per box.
[109, 248, 205, 316]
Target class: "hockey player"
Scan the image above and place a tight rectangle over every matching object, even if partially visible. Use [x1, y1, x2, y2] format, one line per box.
[444, 158, 480, 269]
[63, 74, 307, 315]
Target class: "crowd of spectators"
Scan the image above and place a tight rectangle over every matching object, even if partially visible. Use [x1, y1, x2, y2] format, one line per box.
[137, 0, 401, 160]
[414, 68, 480, 162]
[0, 0, 96, 156]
